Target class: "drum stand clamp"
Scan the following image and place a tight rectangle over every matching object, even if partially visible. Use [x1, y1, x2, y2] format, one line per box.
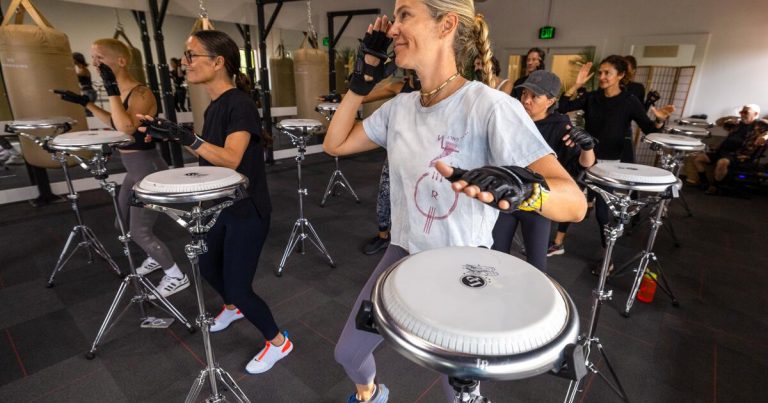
[276, 126, 336, 277]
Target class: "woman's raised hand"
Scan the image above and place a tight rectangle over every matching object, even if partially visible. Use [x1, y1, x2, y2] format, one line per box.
[651, 104, 676, 120]
[574, 62, 594, 88]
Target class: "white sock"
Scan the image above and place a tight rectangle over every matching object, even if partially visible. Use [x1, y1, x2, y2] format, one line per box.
[164, 264, 183, 279]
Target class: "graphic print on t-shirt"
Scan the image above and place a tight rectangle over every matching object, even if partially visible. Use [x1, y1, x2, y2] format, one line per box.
[415, 133, 467, 234]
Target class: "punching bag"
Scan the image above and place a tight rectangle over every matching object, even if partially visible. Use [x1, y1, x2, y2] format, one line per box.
[293, 35, 327, 120]
[0, 0, 88, 169]
[113, 28, 146, 84]
[335, 56, 347, 94]
[269, 43, 295, 107]
[188, 17, 214, 134]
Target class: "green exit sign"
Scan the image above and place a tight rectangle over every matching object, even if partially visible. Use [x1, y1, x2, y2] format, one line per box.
[539, 26, 555, 40]
[322, 36, 329, 47]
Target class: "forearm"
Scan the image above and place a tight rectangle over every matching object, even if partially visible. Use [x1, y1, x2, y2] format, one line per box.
[539, 176, 587, 222]
[194, 142, 242, 170]
[324, 92, 365, 156]
[579, 149, 596, 167]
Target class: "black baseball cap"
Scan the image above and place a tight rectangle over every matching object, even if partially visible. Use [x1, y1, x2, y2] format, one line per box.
[516, 70, 562, 98]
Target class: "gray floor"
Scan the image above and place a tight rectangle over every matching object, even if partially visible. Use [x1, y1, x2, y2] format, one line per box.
[0, 149, 765, 402]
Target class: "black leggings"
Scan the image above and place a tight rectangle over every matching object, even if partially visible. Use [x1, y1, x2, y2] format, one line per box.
[491, 211, 551, 272]
[199, 201, 279, 340]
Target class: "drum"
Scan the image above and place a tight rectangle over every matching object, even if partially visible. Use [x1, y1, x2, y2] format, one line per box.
[5, 116, 76, 132]
[133, 166, 248, 204]
[645, 133, 705, 152]
[371, 247, 579, 381]
[315, 102, 339, 119]
[276, 118, 325, 136]
[676, 117, 713, 128]
[665, 124, 710, 138]
[586, 162, 680, 193]
[49, 130, 133, 152]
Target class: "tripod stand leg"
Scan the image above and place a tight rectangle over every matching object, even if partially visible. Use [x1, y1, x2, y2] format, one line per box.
[87, 277, 131, 359]
[136, 276, 195, 331]
[337, 170, 361, 203]
[276, 220, 302, 276]
[304, 219, 336, 267]
[623, 253, 651, 318]
[81, 226, 121, 275]
[48, 228, 80, 287]
[564, 378, 583, 403]
[663, 216, 681, 247]
[320, 171, 337, 207]
[185, 369, 208, 403]
[216, 368, 251, 403]
[678, 191, 693, 217]
[595, 342, 629, 402]
[649, 257, 679, 306]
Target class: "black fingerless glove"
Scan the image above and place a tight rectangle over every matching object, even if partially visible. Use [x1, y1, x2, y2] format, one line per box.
[446, 165, 549, 212]
[348, 30, 394, 96]
[98, 64, 120, 97]
[53, 89, 90, 106]
[320, 92, 342, 103]
[568, 127, 597, 151]
[140, 119, 204, 150]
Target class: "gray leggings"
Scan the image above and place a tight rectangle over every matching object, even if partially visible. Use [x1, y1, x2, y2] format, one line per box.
[117, 149, 175, 269]
[334, 245, 472, 401]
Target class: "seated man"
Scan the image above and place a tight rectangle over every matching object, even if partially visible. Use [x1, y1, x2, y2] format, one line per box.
[694, 104, 768, 193]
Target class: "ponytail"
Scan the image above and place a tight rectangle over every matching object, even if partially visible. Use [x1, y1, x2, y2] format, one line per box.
[473, 14, 494, 87]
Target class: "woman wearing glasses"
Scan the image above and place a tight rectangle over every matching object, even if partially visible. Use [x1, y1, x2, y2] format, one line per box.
[55, 39, 188, 297]
[140, 30, 292, 375]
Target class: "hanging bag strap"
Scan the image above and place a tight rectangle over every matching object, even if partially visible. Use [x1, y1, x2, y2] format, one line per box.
[2, 0, 54, 28]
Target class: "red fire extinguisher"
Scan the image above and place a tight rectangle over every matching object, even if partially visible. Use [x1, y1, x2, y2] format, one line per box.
[637, 271, 658, 303]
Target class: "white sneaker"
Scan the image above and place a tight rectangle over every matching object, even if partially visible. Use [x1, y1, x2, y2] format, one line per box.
[245, 331, 293, 374]
[150, 275, 190, 299]
[210, 306, 244, 332]
[136, 257, 162, 276]
[5, 151, 24, 165]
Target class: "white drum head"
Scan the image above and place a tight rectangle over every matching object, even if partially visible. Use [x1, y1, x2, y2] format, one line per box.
[136, 166, 245, 194]
[316, 103, 339, 111]
[588, 162, 677, 192]
[277, 119, 324, 130]
[51, 131, 131, 146]
[646, 132, 704, 147]
[9, 116, 75, 126]
[381, 247, 567, 356]
[677, 117, 712, 127]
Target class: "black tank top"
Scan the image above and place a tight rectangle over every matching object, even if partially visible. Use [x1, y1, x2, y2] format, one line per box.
[77, 74, 94, 90]
[119, 85, 156, 151]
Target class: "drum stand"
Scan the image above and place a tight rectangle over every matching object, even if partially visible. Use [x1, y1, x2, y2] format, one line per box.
[613, 193, 680, 317]
[656, 149, 693, 246]
[81, 150, 194, 359]
[564, 186, 641, 403]
[47, 154, 121, 287]
[320, 156, 361, 206]
[316, 108, 360, 207]
[141, 198, 251, 403]
[276, 129, 335, 276]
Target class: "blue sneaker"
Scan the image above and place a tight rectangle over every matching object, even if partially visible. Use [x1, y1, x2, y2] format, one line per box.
[347, 384, 389, 403]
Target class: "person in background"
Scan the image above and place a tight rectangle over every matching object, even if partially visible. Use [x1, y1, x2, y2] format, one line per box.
[510, 47, 546, 100]
[170, 57, 187, 112]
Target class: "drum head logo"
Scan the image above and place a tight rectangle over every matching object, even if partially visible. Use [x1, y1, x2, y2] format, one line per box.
[461, 275, 487, 288]
[184, 172, 207, 177]
[459, 263, 498, 289]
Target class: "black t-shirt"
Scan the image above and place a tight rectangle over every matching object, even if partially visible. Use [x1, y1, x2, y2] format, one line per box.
[558, 90, 657, 160]
[623, 82, 646, 107]
[510, 75, 527, 100]
[200, 88, 271, 217]
[534, 112, 583, 177]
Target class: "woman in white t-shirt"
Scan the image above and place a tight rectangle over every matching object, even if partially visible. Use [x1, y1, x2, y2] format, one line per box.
[323, 1, 587, 402]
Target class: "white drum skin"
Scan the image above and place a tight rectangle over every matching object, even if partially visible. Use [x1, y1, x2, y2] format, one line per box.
[133, 166, 248, 204]
[587, 162, 679, 193]
[371, 247, 579, 381]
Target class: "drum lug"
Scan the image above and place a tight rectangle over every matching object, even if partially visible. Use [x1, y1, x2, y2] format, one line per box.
[355, 300, 378, 334]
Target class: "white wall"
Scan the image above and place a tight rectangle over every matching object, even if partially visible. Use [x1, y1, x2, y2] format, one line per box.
[476, 0, 768, 119]
[3, 0, 766, 120]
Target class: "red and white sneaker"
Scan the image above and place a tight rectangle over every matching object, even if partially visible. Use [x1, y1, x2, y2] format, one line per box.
[245, 331, 293, 374]
[209, 306, 244, 332]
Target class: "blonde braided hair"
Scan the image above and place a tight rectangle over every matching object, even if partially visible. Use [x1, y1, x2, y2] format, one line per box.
[423, 0, 494, 86]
